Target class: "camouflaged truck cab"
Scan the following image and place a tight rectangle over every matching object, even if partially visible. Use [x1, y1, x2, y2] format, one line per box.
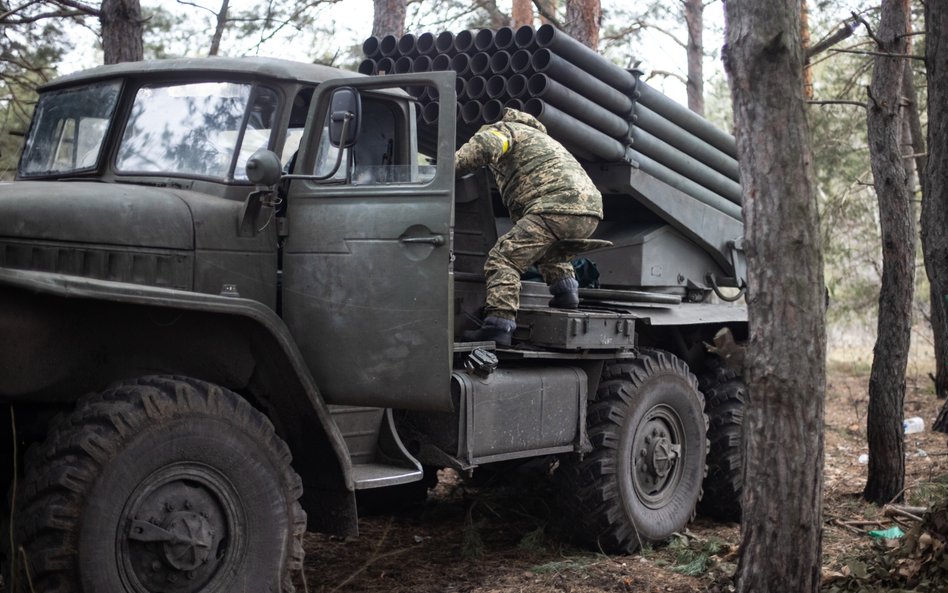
[0, 57, 746, 593]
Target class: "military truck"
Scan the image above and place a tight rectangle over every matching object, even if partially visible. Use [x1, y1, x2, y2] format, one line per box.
[0, 31, 747, 593]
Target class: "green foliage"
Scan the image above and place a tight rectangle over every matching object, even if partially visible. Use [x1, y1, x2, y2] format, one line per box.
[0, 7, 74, 177]
[142, 6, 202, 59]
[806, 4, 931, 329]
[662, 533, 728, 577]
[461, 514, 486, 558]
[599, 2, 669, 70]
[517, 526, 549, 552]
[908, 475, 948, 509]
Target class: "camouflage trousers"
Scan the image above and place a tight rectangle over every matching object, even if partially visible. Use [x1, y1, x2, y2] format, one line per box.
[484, 213, 599, 320]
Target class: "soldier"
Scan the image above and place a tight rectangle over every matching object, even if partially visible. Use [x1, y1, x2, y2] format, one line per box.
[456, 107, 603, 346]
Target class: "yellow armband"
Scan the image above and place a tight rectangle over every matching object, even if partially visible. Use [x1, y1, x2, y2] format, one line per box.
[488, 129, 510, 154]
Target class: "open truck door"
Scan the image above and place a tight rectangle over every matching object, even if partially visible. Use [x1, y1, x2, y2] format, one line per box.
[281, 72, 458, 412]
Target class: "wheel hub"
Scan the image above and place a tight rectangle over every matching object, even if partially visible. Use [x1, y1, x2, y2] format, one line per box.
[122, 468, 239, 593]
[632, 410, 684, 508]
[161, 511, 214, 571]
[647, 436, 677, 479]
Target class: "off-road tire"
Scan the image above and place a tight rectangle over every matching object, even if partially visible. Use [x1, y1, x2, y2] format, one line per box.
[698, 365, 746, 522]
[557, 350, 707, 553]
[6, 376, 305, 593]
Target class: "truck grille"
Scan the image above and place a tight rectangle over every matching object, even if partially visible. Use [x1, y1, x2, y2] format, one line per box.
[0, 239, 192, 289]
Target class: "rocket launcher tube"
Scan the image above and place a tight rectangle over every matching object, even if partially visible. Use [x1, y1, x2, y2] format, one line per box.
[528, 73, 633, 141]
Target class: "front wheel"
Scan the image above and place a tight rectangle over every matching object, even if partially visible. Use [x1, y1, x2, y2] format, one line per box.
[8, 376, 306, 593]
[558, 350, 708, 553]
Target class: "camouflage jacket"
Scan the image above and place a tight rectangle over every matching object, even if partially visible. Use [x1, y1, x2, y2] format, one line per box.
[455, 109, 603, 221]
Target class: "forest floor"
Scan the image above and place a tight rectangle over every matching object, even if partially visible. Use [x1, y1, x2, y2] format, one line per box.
[302, 355, 948, 593]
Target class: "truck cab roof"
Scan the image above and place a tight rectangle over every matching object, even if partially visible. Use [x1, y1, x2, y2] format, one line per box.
[42, 56, 360, 90]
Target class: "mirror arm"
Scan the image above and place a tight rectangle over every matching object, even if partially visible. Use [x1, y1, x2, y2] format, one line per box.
[238, 188, 281, 237]
[305, 112, 353, 181]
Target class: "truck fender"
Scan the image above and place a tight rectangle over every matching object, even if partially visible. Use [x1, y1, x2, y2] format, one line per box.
[0, 267, 357, 536]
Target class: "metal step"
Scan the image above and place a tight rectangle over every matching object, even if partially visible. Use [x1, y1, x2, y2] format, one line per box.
[330, 405, 424, 490]
[330, 405, 385, 465]
[351, 462, 422, 490]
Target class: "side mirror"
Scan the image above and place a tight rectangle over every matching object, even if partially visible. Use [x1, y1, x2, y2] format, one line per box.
[245, 149, 283, 186]
[328, 87, 361, 148]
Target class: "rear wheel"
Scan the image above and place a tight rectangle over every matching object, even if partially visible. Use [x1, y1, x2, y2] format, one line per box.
[558, 350, 707, 552]
[698, 365, 746, 521]
[7, 376, 305, 593]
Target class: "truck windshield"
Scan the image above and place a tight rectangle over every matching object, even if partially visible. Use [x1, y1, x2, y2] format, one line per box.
[117, 82, 267, 180]
[19, 80, 121, 177]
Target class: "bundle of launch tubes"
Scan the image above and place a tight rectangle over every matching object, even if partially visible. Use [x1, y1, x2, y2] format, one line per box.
[360, 25, 742, 220]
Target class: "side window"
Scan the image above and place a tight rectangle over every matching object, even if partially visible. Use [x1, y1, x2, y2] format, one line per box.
[283, 88, 314, 170]
[20, 80, 120, 177]
[310, 86, 438, 186]
[233, 87, 280, 180]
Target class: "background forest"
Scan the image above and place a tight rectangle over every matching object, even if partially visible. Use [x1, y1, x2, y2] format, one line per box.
[0, 0, 930, 338]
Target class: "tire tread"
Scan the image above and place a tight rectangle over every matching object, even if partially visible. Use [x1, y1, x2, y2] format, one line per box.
[558, 350, 707, 553]
[698, 365, 745, 521]
[7, 375, 305, 593]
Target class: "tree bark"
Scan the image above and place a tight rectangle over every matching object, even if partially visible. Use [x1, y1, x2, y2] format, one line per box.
[534, 0, 558, 26]
[936, 399, 948, 433]
[925, 0, 948, 427]
[208, 0, 229, 56]
[901, 61, 925, 196]
[682, 0, 704, 115]
[100, 0, 143, 64]
[371, 0, 407, 38]
[512, 0, 533, 28]
[864, 0, 913, 504]
[723, 2, 826, 592]
[801, 0, 813, 99]
[565, 0, 601, 50]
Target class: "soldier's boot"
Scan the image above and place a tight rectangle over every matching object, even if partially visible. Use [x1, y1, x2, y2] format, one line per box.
[548, 277, 580, 309]
[462, 316, 517, 347]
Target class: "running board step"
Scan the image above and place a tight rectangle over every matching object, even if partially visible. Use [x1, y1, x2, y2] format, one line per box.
[351, 462, 423, 490]
[328, 406, 423, 490]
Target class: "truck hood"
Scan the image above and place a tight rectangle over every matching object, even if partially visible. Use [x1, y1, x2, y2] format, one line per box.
[0, 181, 193, 250]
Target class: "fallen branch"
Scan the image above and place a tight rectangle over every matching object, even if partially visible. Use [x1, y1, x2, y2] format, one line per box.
[841, 519, 889, 527]
[832, 519, 869, 535]
[884, 504, 926, 523]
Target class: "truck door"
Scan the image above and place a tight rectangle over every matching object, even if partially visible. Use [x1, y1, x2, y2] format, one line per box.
[282, 72, 457, 412]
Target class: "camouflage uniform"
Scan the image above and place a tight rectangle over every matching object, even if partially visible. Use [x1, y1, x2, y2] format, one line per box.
[455, 108, 603, 320]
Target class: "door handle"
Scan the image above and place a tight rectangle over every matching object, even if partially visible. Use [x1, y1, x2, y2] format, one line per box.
[400, 235, 445, 247]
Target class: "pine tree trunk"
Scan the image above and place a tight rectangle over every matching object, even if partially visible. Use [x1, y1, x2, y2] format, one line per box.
[372, 0, 407, 38]
[512, 0, 533, 28]
[565, 0, 601, 50]
[536, 0, 558, 25]
[100, 0, 143, 65]
[208, 0, 230, 56]
[935, 400, 948, 433]
[864, 0, 913, 505]
[901, 59, 926, 197]
[923, 0, 948, 404]
[683, 0, 704, 115]
[723, 1, 826, 591]
[801, 0, 813, 99]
